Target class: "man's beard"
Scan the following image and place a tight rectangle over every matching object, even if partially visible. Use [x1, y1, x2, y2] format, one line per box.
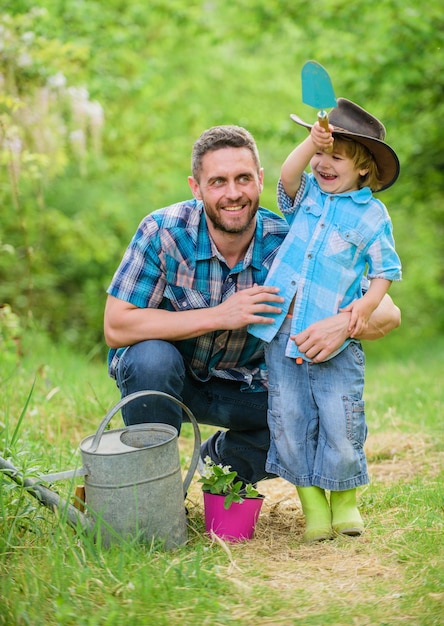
[203, 199, 259, 235]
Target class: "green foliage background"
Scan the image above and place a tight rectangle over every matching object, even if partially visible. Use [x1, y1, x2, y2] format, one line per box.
[1, 0, 443, 355]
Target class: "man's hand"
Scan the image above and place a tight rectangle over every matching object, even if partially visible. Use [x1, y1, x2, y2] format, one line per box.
[215, 285, 284, 330]
[292, 312, 350, 362]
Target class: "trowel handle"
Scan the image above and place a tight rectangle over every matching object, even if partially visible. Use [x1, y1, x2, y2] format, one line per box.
[89, 390, 202, 497]
[317, 111, 333, 153]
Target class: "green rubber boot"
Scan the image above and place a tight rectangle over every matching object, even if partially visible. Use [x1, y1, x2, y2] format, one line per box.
[330, 489, 364, 536]
[296, 486, 333, 543]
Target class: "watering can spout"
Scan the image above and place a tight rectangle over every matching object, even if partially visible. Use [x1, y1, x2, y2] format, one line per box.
[0, 455, 91, 531]
[38, 466, 88, 483]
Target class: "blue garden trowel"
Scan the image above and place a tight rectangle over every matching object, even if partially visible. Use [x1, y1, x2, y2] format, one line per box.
[301, 60, 337, 152]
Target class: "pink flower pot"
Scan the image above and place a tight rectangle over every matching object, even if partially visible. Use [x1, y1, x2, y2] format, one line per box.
[203, 491, 264, 542]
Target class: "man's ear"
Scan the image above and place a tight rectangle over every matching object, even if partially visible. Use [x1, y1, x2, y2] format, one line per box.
[188, 176, 202, 200]
[258, 168, 264, 193]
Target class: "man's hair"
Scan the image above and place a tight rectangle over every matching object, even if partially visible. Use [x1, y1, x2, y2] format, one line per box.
[335, 136, 382, 191]
[191, 125, 261, 182]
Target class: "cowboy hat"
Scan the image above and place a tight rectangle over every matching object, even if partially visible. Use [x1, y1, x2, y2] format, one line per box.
[290, 98, 400, 191]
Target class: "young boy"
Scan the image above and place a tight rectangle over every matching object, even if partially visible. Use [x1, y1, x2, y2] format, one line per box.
[248, 98, 402, 542]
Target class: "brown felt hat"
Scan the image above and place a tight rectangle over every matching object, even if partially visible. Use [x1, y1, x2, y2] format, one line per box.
[290, 98, 400, 191]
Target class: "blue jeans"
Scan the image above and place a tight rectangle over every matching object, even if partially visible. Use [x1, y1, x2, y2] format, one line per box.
[114, 340, 276, 484]
[265, 318, 369, 491]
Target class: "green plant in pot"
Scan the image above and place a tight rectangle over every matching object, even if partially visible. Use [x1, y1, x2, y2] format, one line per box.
[199, 457, 264, 541]
[199, 456, 261, 509]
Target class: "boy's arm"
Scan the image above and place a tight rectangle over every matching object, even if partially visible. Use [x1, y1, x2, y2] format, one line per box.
[293, 292, 400, 362]
[281, 122, 333, 198]
[342, 278, 392, 337]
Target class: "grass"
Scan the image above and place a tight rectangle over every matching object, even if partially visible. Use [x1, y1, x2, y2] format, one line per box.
[0, 330, 443, 625]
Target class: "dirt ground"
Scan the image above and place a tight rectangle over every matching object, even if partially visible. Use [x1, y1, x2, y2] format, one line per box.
[185, 431, 443, 620]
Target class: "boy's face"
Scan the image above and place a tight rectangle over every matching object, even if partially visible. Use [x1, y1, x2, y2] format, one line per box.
[310, 145, 369, 194]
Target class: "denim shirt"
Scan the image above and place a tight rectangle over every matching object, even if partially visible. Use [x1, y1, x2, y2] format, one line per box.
[248, 173, 402, 360]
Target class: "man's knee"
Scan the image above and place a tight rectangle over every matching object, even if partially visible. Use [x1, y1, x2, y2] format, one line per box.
[116, 340, 185, 427]
[118, 340, 185, 383]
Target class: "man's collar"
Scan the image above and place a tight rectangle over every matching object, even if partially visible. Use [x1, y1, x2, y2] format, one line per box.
[249, 210, 265, 270]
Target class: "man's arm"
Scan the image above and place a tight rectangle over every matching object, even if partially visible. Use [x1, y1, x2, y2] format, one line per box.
[104, 285, 285, 349]
[292, 293, 401, 362]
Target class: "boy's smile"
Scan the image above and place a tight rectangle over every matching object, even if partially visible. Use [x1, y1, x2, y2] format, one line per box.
[310, 149, 368, 194]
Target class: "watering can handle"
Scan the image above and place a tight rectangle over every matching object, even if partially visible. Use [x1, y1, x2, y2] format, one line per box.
[88, 390, 201, 497]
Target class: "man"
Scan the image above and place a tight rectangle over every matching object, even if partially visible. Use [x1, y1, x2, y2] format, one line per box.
[104, 125, 400, 484]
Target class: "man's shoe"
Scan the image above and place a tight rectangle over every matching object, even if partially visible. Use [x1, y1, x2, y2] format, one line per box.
[197, 430, 221, 475]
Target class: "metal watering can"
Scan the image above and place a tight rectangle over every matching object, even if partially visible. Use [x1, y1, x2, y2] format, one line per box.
[41, 390, 201, 549]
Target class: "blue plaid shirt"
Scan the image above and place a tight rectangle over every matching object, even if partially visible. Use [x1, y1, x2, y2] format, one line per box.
[107, 199, 289, 389]
[248, 173, 402, 360]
